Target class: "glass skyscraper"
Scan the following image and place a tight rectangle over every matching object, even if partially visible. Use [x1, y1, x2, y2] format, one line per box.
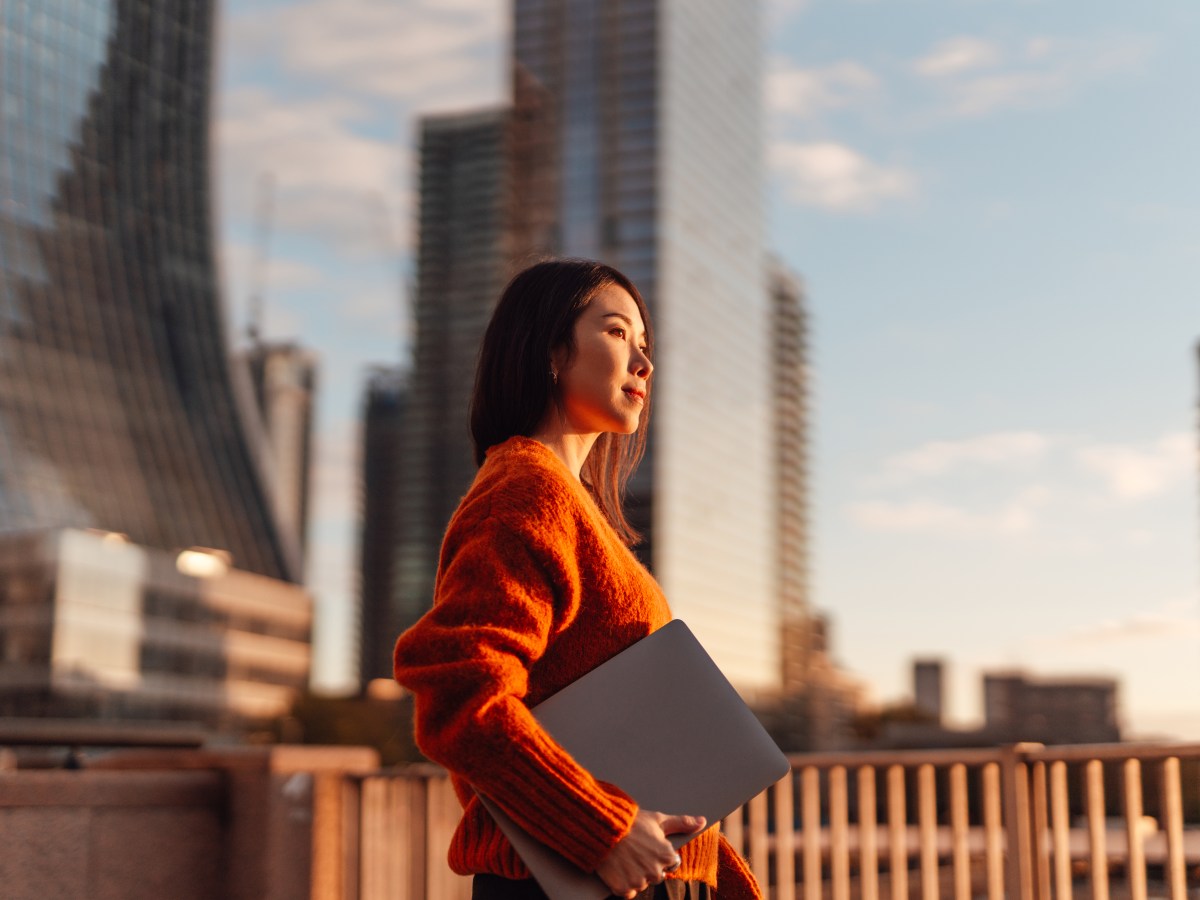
[513, 0, 779, 694]
[0, 0, 300, 581]
[0, 0, 312, 726]
[390, 109, 513, 645]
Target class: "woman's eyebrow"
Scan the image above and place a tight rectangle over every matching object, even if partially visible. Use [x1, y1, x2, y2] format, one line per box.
[601, 312, 633, 326]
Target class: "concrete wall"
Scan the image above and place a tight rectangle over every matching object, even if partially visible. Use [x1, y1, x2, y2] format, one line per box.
[0, 746, 378, 900]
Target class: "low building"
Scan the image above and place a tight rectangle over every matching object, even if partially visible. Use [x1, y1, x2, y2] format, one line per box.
[984, 671, 1119, 745]
[0, 528, 312, 731]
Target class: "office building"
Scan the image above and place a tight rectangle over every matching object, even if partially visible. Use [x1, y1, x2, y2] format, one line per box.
[772, 261, 811, 695]
[0, 529, 310, 727]
[913, 658, 944, 724]
[389, 109, 513, 642]
[0, 0, 311, 725]
[984, 672, 1120, 745]
[511, 0, 776, 695]
[358, 366, 407, 684]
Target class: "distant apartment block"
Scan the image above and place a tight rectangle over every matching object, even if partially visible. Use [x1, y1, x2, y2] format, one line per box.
[984, 671, 1120, 745]
[913, 658, 945, 724]
[872, 661, 1121, 750]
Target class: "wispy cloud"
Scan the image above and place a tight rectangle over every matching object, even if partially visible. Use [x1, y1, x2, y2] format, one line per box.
[912, 33, 1155, 118]
[1077, 432, 1193, 501]
[848, 489, 1046, 537]
[850, 429, 1192, 539]
[874, 431, 1053, 486]
[226, 0, 504, 112]
[769, 141, 916, 212]
[914, 37, 1001, 77]
[1031, 598, 1200, 648]
[767, 59, 878, 119]
[216, 87, 409, 257]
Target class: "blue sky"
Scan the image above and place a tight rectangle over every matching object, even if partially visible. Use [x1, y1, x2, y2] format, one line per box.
[214, 0, 1200, 739]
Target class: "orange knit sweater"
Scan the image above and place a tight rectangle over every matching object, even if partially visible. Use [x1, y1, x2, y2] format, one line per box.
[393, 436, 761, 899]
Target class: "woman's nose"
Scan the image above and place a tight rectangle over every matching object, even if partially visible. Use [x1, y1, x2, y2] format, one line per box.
[632, 349, 653, 379]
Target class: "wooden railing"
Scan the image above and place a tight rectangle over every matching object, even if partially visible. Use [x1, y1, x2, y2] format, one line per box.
[335, 744, 1200, 900]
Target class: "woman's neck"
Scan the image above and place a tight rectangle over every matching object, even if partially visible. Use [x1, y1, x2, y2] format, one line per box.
[530, 424, 598, 481]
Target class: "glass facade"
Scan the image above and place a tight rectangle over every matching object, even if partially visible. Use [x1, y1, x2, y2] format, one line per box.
[0, 0, 300, 582]
[389, 110, 511, 640]
[513, 0, 779, 694]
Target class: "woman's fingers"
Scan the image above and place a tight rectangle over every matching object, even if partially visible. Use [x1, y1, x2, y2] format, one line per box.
[598, 809, 705, 895]
[656, 813, 706, 836]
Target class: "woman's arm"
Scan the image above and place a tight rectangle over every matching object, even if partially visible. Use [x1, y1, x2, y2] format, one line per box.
[393, 517, 638, 873]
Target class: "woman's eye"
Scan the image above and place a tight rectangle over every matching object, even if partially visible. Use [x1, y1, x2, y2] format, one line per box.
[610, 327, 626, 338]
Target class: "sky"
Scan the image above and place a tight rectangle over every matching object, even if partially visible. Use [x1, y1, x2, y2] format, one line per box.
[213, 0, 1200, 740]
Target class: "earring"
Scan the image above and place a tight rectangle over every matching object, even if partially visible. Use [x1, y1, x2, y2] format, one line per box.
[550, 370, 558, 386]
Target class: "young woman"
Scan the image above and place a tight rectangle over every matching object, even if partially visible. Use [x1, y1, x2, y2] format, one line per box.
[393, 259, 761, 900]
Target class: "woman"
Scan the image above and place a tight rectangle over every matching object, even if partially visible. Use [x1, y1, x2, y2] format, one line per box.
[393, 259, 761, 900]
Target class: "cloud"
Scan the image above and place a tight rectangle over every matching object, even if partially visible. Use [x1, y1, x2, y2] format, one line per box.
[1077, 432, 1193, 501]
[913, 33, 1154, 118]
[873, 431, 1054, 486]
[914, 37, 1001, 77]
[849, 428, 1190, 540]
[766, 0, 808, 25]
[769, 141, 916, 212]
[215, 87, 410, 256]
[1033, 599, 1200, 648]
[767, 59, 878, 119]
[848, 493, 1042, 537]
[226, 0, 504, 112]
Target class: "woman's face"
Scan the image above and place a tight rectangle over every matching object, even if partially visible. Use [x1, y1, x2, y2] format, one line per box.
[551, 284, 653, 437]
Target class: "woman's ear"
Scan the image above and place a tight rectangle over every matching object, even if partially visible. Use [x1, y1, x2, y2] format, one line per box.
[548, 344, 569, 381]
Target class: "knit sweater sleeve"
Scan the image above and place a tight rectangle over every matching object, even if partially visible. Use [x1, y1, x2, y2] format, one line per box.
[715, 833, 764, 900]
[392, 506, 638, 873]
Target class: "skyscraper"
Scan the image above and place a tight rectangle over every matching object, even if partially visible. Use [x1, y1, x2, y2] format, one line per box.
[378, 0, 795, 700]
[0, 0, 300, 580]
[511, 0, 777, 694]
[358, 365, 407, 684]
[771, 262, 811, 697]
[0, 0, 311, 726]
[390, 109, 513, 640]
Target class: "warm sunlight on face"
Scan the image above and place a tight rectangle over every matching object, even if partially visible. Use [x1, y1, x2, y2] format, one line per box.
[552, 284, 653, 439]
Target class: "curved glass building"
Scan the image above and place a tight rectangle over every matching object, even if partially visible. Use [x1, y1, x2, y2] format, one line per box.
[0, 0, 299, 581]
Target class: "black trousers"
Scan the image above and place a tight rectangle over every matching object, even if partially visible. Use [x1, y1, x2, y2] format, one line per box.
[472, 874, 711, 900]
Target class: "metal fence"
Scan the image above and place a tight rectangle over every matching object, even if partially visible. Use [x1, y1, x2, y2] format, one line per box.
[331, 743, 1200, 900]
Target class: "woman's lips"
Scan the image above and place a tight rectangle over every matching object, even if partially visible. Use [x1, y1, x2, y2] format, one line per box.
[623, 388, 645, 403]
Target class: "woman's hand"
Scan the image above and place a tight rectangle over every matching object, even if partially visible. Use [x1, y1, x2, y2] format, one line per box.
[596, 809, 706, 899]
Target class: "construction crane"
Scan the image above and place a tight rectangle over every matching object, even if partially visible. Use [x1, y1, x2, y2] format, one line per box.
[246, 172, 275, 346]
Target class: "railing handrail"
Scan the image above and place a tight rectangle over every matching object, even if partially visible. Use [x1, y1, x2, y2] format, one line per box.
[785, 739, 1200, 770]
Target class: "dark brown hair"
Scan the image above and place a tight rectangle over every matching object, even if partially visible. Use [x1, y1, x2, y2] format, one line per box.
[470, 258, 653, 544]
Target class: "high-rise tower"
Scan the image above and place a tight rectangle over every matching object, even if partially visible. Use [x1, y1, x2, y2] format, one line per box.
[0, 0, 300, 580]
[512, 0, 777, 694]
[389, 110, 513, 641]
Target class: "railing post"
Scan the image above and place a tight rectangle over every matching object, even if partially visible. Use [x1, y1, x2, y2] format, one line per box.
[1000, 743, 1042, 900]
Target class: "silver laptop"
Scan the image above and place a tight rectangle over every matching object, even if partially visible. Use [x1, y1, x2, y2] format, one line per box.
[479, 619, 789, 900]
